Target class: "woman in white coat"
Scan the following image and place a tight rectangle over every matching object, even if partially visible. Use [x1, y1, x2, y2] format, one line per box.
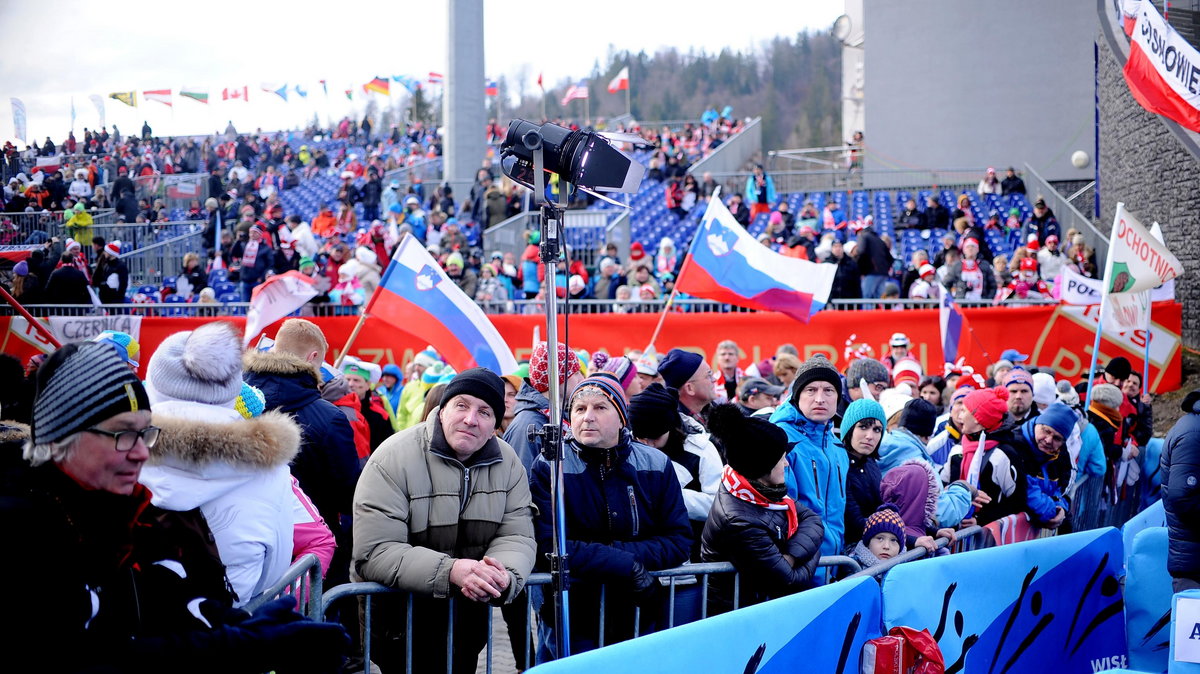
[139, 322, 299, 606]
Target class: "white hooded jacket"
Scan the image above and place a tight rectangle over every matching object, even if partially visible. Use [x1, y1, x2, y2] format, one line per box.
[139, 396, 299, 606]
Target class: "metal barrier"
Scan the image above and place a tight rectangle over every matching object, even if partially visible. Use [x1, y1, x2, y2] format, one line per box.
[1022, 161, 1109, 266]
[686, 117, 763, 178]
[1, 208, 117, 244]
[381, 157, 443, 190]
[118, 227, 206, 286]
[319, 556, 859, 673]
[3, 295, 1060, 319]
[244, 553, 324, 620]
[483, 209, 627, 271]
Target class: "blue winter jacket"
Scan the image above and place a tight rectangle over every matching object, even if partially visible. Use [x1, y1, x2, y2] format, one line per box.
[744, 174, 777, 205]
[878, 428, 934, 475]
[1078, 422, 1107, 477]
[771, 402, 848, 561]
[1019, 419, 1068, 526]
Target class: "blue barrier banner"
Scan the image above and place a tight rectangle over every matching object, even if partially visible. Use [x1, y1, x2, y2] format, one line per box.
[528, 576, 882, 674]
[1124, 500, 1166, 568]
[882, 528, 1128, 673]
[1171, 590, 1200, 673]
[1127, 528, 1171, 673]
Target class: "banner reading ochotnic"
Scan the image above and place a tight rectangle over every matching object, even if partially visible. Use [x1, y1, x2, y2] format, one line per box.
[1106, 203, 1183, 294]
[1124, 0, 1200, 133]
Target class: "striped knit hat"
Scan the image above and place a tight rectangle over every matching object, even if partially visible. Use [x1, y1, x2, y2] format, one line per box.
[32, 342, 151, 446]
[571, 375, 629, 427]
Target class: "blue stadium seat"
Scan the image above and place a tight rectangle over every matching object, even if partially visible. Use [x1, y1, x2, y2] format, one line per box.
[217, 292, 241, 303]
[213, 281, 238, 296]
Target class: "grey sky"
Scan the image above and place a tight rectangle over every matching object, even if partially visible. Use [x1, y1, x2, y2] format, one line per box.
[0, 0, 844, 144]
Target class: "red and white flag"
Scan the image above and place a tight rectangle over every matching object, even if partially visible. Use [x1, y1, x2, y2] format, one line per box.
[243, 271, 319, 346]
[222, 86, 249, 101]
[560, 80, 589, 106]
[607, 67, 629, 94]
[537, 72, 544, 90]
[1124, 1, 1200, 133]
[143, 90, 172, 107]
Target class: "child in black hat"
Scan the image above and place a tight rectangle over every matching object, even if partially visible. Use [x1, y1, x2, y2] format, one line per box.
[700, 404, 824, 611]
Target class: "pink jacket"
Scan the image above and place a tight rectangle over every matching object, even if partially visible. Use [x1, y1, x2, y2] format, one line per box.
[290, 476, 336, 577]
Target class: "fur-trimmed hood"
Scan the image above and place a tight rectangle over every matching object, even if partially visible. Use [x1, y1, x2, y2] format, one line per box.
[149, 409, 299, 469]
[243, 349, 322, 385]
[0, 422, 30, 447]
[140, 409, 300, 513]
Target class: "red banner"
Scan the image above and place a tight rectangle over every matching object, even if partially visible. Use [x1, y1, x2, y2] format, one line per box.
[0, 303, 1183, 393]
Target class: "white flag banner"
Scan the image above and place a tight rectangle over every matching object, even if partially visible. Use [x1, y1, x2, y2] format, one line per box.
[1105, 203, 1183, 294]
[243, 271, 319, 345]
[9, 315, 142, 353]
[1059, 266, 1174, 305]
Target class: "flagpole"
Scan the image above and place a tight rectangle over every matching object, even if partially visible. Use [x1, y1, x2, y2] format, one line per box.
[0, 286, 62, 348]
[649, 188, 714, 350]
[625, 78, 631, 117]
[334, 310, 370, 368]
[1143, 299, 1152, 396]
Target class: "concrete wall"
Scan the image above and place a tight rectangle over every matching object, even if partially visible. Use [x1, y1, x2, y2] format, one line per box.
[863, 0, 1096, 181]
[1096, 9, 1200, 344]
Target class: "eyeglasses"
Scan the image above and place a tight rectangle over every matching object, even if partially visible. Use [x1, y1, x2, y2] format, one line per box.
[84, 426, 160, 451]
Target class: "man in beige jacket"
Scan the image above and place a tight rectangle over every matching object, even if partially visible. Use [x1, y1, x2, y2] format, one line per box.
[353, 367, 535, 674]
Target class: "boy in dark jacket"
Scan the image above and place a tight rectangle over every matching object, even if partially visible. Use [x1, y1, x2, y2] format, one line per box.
[701, 404, 824, 611]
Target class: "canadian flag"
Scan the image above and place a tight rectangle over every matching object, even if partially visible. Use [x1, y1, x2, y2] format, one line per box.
[607, 66, 629, 94]
[222, 86, 249, 101]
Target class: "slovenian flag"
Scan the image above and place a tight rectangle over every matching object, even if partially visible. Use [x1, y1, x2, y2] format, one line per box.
[675, 190, 836, 323]
[939, 285, 966, 364]
[366, 234, 517, 375]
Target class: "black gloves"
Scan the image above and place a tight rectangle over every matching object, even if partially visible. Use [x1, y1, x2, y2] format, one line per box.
[234, 598, 351, 674]
[629, 561, 659, 604]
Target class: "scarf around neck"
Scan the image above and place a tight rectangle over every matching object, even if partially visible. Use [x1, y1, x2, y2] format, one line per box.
[722, 465, 798, 537]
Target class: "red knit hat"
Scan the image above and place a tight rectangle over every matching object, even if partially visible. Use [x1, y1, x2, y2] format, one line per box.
[530, 341, 582, 394]
[963, 386, 1010, 431]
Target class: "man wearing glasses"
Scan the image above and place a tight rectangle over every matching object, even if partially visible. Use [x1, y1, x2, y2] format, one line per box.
[658, 348, 718, 427]
[0, 342, 350, 672]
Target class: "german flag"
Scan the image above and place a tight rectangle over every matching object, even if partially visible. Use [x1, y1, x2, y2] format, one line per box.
[363, 77, 390, 95]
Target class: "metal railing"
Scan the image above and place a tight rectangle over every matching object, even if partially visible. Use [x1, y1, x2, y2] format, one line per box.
[1022, 162, 1109, 265]
[482, 209, 628, 270]
[319, 555, 860, 673]
[1, 208, 118, 244]
[381, 157, 443, 189]
[687, 117, 763, 178]
[118, 227, 206, 286]
[845, 526, 987, 580]
[1, 296, 1061, 319]
[699, 168, 985, 198]
[244, 554, 325, 620]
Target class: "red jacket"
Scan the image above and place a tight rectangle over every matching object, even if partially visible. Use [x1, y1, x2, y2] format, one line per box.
[333, 391, 371, 459]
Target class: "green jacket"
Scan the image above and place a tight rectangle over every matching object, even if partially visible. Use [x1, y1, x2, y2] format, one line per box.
[394, 379, 431, 431]
[351, 413, 536, 602]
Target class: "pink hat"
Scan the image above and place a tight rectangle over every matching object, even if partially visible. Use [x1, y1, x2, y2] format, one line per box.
[964, 386, 1010, 432]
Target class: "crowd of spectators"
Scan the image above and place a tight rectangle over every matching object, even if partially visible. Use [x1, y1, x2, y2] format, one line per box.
[0, 316, 1163, 670]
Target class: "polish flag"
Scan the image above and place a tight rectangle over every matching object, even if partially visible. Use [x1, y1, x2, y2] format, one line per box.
[607, 66, 629, 94]
[1123, 2, 1200, 133]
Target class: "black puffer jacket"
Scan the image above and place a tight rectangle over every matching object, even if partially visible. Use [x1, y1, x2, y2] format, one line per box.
[1162, 391, 1200, 582]
[843, 452, 882, 549]
[700, 484, 824, 610]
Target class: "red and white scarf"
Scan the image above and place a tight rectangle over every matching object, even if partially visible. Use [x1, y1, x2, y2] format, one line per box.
[722, 465, 798, 537]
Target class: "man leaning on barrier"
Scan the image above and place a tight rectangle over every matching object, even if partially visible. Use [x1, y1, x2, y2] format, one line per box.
[0, 342, 350, 673]
[352, 367, 536, 674]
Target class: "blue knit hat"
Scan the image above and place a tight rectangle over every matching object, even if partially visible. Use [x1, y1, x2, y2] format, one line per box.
[657, 349, 703, 389]
[571, 375, 629, 427]
[1035, 402, 1076, 442]
[840, 398, 886, 439]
